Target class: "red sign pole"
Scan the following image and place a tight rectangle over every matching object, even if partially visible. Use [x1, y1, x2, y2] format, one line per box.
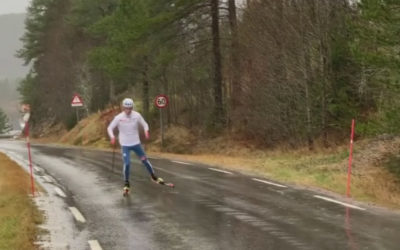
[25, 121, 35, 196]
[346, 119, 355, 198]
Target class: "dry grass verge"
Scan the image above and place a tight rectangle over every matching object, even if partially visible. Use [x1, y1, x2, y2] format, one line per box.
[0, 152, 43, 249]
[58, 109, 118, 149]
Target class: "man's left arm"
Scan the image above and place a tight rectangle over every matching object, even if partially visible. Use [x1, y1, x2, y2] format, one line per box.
[138, 114, 150, 139]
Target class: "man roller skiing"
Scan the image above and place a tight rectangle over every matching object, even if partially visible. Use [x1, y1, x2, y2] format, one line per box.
[107, 98, 163, 193]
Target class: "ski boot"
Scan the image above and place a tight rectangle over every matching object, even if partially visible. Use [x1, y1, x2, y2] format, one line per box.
[151, 174, 164, 184]
[123, 181, 130, 197]
[151, 174, 174, 187]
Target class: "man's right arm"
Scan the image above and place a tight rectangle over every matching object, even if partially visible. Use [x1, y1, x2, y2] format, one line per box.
[107, 116, 119, 143]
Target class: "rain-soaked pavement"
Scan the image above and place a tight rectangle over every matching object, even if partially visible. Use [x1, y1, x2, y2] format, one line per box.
[1, 139, 400, 250]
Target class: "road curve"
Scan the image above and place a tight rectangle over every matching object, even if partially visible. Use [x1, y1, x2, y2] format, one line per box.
[1, 140, 399, 250]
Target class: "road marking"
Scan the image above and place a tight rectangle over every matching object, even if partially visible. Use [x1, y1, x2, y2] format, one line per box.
[68, 207, 86, 223]
[149, 156, 161, 160]
[208, 168, 233, 175]
[88, 240, 103, 250]
[42, 175, 53, 183]
[54, 187, 66, 198]
[172, 160, 193, 165]
[252, 178, 287, 188]
[34, 166, 45, 175]
[314, 195, 366, 211]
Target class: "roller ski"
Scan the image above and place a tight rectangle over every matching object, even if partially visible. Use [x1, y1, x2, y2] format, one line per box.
[123, 181, 130, 197]
[152, 175, 175, 188]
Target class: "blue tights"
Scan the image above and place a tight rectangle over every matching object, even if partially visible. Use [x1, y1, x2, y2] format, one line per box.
[122, 144, 155, 182]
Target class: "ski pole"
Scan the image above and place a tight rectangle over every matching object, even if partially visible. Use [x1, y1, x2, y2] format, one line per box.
[111, 142, 116, 173]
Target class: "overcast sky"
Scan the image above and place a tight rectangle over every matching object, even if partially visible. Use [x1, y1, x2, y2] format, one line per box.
[0, 0, 30, 15]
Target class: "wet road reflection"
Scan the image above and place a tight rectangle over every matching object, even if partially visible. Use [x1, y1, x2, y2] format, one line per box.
[345, 207, 358, 250]
[1, 140, 400, 250]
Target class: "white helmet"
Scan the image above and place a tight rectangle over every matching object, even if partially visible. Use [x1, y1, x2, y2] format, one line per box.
[122, 98, 134, 108]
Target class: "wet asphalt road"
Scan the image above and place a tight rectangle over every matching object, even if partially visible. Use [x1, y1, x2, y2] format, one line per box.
[1, 140, 400, 250]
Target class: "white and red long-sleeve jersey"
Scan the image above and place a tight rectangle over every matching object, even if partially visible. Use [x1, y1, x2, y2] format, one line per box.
[107, 111, 149, 146]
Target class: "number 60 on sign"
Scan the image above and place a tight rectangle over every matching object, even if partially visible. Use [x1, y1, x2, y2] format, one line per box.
[155, 95, 169, 109]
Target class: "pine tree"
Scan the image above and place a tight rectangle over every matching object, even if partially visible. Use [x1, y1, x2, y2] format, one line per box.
[0, 109, 11, 134]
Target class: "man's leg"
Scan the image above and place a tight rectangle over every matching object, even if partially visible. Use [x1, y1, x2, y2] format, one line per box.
[122, 146, 131, 186]
[131, 144, 158, 180]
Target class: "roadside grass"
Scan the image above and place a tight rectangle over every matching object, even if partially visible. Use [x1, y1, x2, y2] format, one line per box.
[385, 155, 400, 181]
[0, 153, 43, 249]
[58, 110, 115, 149]
[150, 147, 349, 191]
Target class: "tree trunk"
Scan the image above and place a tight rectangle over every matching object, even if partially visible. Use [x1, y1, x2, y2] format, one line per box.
[142, 58, 150, 120]
[320, 33, 330, 147]
[211, 0, 224, 126]
[162, 68, 170, 126]
[316, 0, 329, 147]
[109, 79, 116, 105]
[304, 48, 314, 150]
[276, 0, 291, 138]
[228, 0, 240, 113]
[299, 2, 314, 150]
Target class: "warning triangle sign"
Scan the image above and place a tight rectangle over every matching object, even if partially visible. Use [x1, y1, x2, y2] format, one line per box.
[71, 94, 84, 107]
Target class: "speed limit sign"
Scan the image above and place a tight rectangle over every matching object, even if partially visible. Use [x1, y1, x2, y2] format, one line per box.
[155, 95, 169, 109]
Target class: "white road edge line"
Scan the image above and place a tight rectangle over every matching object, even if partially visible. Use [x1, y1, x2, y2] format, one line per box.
[208, 168, 233, 175]
[54, 187, 66, 198]
[88, 240, 103, 250]
[314, 195, 366, 211]
[252, 178, 287, 188]
[69, 207, 86, 223]
[42, 175, 53, 183]
[172, 160, 193, 165]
